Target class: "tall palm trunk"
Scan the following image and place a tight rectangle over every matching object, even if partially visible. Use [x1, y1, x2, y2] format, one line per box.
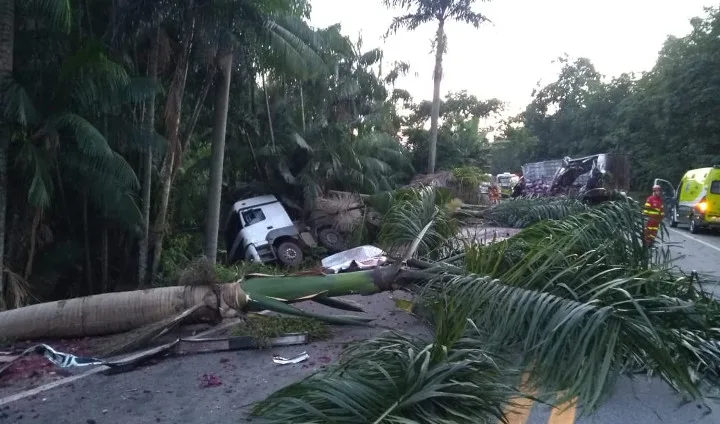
[0, 267, 407, 340]
[203, 52, 233, 263]
[0, 0, 15, 309]
[263, 73, 276, 147]
[150, 2, 195, 279]
[427, 20, 445, 174]
[138, 28, 159, 288]
[0, 282, 248, 339]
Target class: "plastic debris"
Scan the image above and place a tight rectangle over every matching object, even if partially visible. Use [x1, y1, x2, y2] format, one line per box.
[321, 245, 386, 273]
[272, 352, 310, 365]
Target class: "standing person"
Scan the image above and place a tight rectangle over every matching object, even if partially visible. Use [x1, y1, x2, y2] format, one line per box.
[489, 183, 500, 204]
[511, 176, 525, 198]
[643, 184, 665, 246]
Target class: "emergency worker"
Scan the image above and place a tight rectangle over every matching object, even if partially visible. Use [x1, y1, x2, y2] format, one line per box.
[643, 184, 665, 246]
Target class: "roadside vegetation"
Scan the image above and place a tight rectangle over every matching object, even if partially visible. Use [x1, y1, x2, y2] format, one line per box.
[3, 1, 720, 423]
[251, 196, 720, 422]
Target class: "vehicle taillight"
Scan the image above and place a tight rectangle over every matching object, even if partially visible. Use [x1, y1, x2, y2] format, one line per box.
[697, 197, 708, 212]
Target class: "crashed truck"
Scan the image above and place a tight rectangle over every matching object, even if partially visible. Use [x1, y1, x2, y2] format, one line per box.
[223, 194, 347, 267]
[517, 153, 630, 202]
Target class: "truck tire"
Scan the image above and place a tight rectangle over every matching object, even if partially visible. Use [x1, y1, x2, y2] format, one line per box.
[276, 240, 304, 267]
[689, 217, 699, 234]
[317, 227, 345, 252]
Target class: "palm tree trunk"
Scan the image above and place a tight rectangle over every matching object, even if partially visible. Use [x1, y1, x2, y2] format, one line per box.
[0, 0, 15, 309]
[181, 66, 214, 156]
[427, 20, 445, 174]
[101, 226, 109, 292]
[300, 85, 306, 132]
[150, 3, 196, 279]
[138, 28, 159, 288]
[83, 195, 93, 295]
[204, 52, 233, 264]
[0, 282, 248, 340]
[0, 267, 409, 340]
[23, 209, 40, 281]
[263, 73, 276, 147]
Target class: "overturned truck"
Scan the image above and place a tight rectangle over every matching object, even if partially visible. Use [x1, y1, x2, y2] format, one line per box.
[517, 153, 630, 202]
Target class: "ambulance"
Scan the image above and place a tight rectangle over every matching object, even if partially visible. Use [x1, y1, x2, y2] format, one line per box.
[653, 165, 720, 233]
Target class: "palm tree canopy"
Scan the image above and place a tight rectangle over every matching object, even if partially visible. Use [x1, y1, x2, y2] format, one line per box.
[382, 0, 491, 35]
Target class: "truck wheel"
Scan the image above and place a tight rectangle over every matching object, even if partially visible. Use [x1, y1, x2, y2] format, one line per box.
[689, 217, 699, 234]
[317, 228, 345, 252]
[276, 240, 304, 267]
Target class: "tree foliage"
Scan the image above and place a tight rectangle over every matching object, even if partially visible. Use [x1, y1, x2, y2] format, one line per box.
[503, 8, 720, 189]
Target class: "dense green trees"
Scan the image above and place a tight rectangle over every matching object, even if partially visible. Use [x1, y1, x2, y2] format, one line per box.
[493, 7, 720, 190]
[4, 1, 720, 307]
[382, 0, 492, 174]
[0, 0, 409, 305]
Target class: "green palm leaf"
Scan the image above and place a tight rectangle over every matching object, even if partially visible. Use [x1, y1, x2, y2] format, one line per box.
[52, 114, 113, 158]
[253, 293, 518, 423]
[24, 0, 72, 33]
[2, 80, 38, 126]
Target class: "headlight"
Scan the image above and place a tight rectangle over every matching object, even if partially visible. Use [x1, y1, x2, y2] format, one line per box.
[697, 201, 707, 212]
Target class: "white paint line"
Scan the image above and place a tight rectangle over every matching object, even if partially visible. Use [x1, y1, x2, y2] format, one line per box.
[669, 228, 720, 254]
[0, 365, 108, 407]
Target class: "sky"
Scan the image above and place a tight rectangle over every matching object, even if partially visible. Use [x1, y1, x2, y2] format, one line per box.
[308, 0, 715, 120]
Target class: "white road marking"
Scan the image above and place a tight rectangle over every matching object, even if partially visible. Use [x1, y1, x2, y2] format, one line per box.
[0, 365, 108, 407]
[669, 228, 720, 254]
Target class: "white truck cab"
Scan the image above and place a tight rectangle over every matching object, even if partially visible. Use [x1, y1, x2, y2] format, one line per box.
[224, 195, 306, 267]
[224, 194, 347, 267]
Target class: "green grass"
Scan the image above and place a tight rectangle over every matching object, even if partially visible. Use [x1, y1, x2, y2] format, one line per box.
[232, 315, 331, 348]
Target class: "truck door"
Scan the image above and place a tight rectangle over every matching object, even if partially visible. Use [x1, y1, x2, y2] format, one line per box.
[653, 178, 677, 221]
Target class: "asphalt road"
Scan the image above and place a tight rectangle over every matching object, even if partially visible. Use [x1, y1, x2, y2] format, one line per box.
[516, 225, 720, 424]
[1, 226, 720, 424]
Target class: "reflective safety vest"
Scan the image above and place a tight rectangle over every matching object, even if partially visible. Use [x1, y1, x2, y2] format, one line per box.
[643, 195, 664, 222]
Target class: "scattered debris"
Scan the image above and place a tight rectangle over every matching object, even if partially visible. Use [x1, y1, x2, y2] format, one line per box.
[273, 352, 310, 365]
[0, 333, 310, 377]
[321, 245, 386, 273]
[199, 373, 222, 388]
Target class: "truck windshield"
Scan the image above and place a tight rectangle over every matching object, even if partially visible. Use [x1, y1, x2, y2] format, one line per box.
[241, 208, 266, 226]
[498, 177, 512, 186]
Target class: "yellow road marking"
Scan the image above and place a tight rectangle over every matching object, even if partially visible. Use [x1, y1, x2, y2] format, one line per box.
[500, 373, 536, 424]
[548, 393, 577, 424]
[498, 377, 579, 424]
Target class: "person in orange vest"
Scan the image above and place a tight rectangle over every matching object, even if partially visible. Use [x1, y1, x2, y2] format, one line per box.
[643, 184, 665, 246]
[488, 183, 500, 204]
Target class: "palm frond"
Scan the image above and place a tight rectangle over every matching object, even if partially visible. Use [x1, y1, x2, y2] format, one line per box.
[253, 291, 518, 423]
[24, 0, 73, 33]
[51, 113, 113, 157]
[482, 197, 590, 228]
[107, 117, 168, 156]
[19, 142, 53, 210]
[420, 268, 718, 413]
[2, 80, 38, 126]
[375, 186, 458, 259]
[262, 16, 327, 79]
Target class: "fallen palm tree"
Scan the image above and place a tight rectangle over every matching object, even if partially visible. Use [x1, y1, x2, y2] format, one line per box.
[0, 213, 436, 341]
[251, 197, 720, 422]
[0, 266, 407, 340]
